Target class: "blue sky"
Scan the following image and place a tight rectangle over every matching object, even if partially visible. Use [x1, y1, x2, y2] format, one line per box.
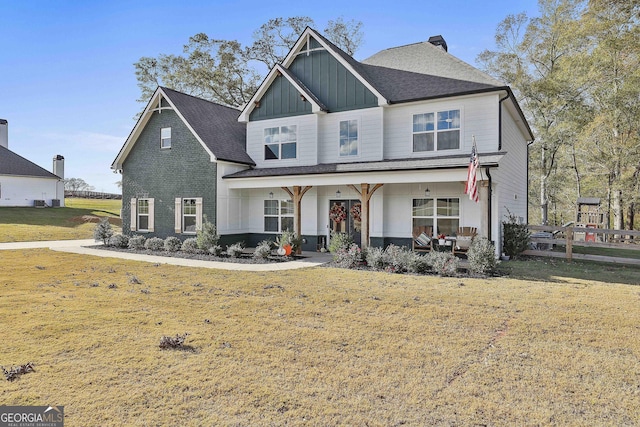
[0, 0, 539, 193]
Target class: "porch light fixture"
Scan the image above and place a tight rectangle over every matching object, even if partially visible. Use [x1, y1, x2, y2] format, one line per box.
[269, 191, 274, 199]
[336, 190, 341, 198]
[424, 188, 431, 197]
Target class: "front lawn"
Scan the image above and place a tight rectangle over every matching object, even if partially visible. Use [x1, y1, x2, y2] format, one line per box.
[0, 198, 121, 242]
[0, 249, 638, 425]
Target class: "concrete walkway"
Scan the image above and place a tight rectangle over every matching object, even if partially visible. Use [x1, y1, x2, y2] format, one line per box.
[0, 239, 333, 271]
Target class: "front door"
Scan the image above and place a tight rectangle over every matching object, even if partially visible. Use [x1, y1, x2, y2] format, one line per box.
[329, 199, 361, 246]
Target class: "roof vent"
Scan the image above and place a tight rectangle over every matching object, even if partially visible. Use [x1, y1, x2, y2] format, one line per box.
[428, 35, 448, 52]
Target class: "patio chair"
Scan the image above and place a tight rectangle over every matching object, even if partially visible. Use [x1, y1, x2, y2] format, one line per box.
[412, 226, 433, 252]
[453, 227, 477, 256]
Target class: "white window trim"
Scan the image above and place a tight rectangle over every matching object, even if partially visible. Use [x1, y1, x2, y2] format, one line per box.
[175, 197, 203, 234]
[264, 199, 294, 233]
[339, 118, 360, 158]
[161, 127, 171, 149]
[411, 109, 462, 154]
[412, 196, 460, 236]
[264, 125, 297, 161]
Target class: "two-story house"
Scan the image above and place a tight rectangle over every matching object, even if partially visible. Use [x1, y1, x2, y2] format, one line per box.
[112, 27, 533, 254]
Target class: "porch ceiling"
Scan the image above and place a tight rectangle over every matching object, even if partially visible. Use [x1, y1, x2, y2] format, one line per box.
[223, 153, 503, 189]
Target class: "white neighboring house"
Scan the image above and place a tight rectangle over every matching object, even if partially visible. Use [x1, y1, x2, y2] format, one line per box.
[0, 119, 65, 207]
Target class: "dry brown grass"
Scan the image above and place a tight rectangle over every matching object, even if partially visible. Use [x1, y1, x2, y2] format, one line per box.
[0, 249, 639, 426]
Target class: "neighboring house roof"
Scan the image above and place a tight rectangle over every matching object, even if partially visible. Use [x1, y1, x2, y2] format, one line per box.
[224, 152, 505, 179]
[112, 87, 254, 169]
[0, 146, 60, 179]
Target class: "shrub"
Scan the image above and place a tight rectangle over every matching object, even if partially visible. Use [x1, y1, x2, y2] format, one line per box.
[328, 232, 353, 253]
[164, 236, 182, 252]
[407, 252, 430, 274]
[128, 235, 146, 250]
[226, 242, 245, 258]
[502, 210, 530, 258]
[108, 234, 129, 248]
[253, 240, 273, 259]
[197, 215, 219, 250]
[144, 237, 164, 251]
[365, 246, 386, 270]
[426, 251, 459, 276]
[467, 237, 498, 275]
[208, 245, 223, 256]
[181, 238, 200, 253]
[333, 243, 363, 269]
[383, 244, 412, 273]
[93, 217, 114, 245]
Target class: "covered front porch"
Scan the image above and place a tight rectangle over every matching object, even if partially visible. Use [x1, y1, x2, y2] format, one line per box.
[221, 156, 500, 252]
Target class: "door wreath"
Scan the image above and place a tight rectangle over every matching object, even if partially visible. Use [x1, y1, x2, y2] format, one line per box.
[329, 203, 347, 223]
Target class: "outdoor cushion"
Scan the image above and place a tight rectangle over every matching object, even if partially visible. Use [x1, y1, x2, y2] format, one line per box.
[415, 232, 431, 246]
[455, 235, 472, 249]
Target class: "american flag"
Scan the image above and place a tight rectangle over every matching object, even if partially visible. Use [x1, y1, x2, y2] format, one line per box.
[464, 138, 479, 202]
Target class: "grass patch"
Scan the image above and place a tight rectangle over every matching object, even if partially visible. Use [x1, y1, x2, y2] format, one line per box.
[0, 198, 121, 242]
[0, 249, 638, 425]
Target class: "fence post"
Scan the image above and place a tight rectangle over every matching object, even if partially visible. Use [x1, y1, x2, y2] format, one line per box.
[566, 226, 573, 262]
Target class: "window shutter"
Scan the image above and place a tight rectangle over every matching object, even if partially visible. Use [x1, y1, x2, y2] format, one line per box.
[130, 198, 137, 231]
[195, 197, 203, 231]
[175, 198, 182, 233]
[148, 198, 155, 232]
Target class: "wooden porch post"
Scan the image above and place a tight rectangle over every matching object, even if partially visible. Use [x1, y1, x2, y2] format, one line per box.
[348, 183, 383, 248]
[281, 186, 312, 237]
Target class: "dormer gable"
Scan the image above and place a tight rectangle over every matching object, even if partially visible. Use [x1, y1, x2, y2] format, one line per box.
[239, 27, 387, 123]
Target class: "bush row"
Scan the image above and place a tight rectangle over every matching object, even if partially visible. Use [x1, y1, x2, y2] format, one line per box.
[329, 232, 499, 276]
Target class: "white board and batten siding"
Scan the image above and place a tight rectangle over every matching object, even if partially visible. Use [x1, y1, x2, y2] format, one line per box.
[216, 161, 251, 235]
[492, 105, 529, 235]
[383, 93, 500, 159]
[317, 107, 383, 164]
[246, 115, 318, 169]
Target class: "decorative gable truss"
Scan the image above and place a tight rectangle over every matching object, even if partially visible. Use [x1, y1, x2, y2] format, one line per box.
[239, 27, 388, 123]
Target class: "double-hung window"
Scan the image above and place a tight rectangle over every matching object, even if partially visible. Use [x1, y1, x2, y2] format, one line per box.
[339, 120, 358, 156]
[130, 198, 154, 232]
[412, 197, 459, 236]
[413, 109, 460, 152]
[264, 126, 296, 160]
[264, 199, 294, 232]
[174, 197, 202, 234]
[161, 127, 171, 149]
[182, 199, 197, 233]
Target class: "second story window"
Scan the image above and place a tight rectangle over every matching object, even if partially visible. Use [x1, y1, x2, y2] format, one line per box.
[413, 109, 460, 152]
[161, 127, 172, 149]
[339, 120, 358, 156]
[264, 126, 297, 160]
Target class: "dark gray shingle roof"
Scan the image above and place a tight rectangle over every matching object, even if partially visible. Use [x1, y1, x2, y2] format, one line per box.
[161, 87, 255, 166]
[0, 146, 60, 179]
[309, 28, 503, 105]
[224, 152, 505, 179]
[359, 64, 504, 104]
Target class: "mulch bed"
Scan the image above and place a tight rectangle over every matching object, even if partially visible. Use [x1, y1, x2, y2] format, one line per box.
[92, 245, 305, 264]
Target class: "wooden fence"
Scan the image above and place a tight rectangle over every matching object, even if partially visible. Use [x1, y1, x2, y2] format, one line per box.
[65, 191, 122, 199]
[523, 225, 640, 266]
